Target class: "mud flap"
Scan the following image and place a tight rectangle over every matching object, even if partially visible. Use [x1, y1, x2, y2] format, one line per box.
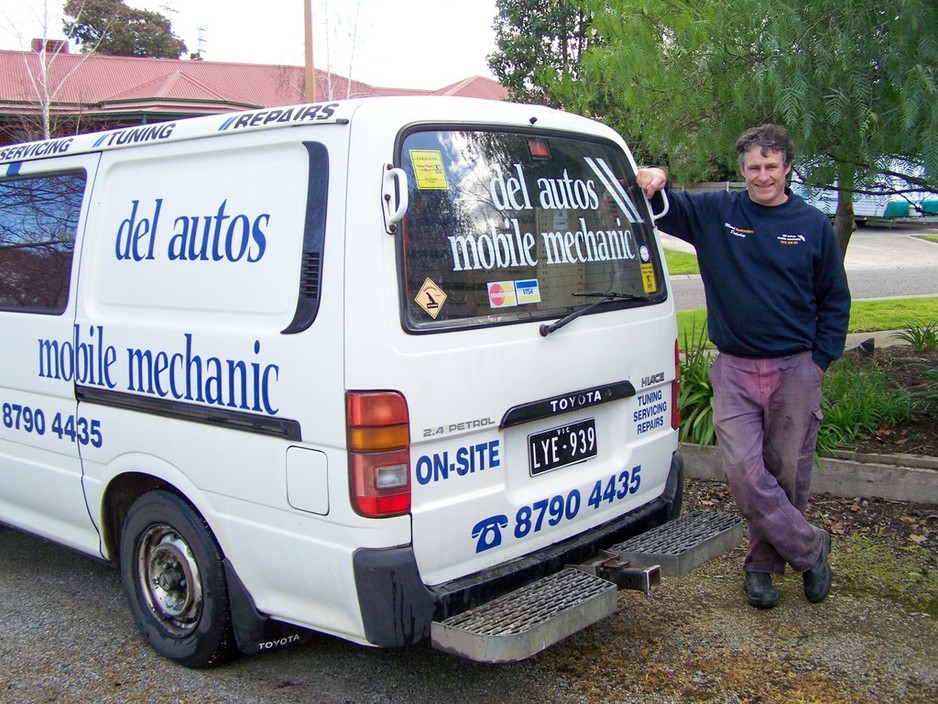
[223, 559, 312, 655]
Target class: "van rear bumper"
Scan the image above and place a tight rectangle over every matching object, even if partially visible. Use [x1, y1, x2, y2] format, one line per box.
[353, 450, 684, 647]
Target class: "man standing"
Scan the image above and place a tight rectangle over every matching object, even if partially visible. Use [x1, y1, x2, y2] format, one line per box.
[636, 124, 850, 608]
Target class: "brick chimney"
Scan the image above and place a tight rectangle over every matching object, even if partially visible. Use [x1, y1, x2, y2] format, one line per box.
[31, 38, 69, 55]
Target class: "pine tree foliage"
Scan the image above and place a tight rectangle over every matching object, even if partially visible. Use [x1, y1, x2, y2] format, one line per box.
[538, 0, 938, 253]
[488, 0, 596, 105]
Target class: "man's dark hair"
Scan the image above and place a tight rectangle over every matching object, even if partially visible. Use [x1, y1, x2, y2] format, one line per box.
[735, 124, 795, 168]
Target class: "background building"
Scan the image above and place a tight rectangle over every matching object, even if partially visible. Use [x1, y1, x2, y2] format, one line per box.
[0, 40, 507, 145]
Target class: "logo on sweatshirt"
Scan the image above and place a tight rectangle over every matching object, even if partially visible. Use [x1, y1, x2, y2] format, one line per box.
[724, 222, 753, 239]
[777, 233, 806, 245]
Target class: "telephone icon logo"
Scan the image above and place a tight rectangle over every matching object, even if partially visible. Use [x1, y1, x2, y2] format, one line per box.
[471, 515, 508, 552]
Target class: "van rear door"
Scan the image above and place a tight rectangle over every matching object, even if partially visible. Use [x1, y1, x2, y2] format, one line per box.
[389, 124, 678, 586]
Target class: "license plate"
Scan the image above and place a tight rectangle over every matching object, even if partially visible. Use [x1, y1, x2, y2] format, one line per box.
[528, 418, 597, 476]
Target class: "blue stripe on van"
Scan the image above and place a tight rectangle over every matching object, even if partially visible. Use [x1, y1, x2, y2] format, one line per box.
[5, 162, 21, 176]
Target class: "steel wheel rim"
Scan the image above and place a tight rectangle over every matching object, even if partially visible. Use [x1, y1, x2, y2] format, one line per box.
[136, 523, 203, 637]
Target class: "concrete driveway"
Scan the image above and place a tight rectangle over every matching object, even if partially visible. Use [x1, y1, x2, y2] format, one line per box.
[842, 224, 938, 270]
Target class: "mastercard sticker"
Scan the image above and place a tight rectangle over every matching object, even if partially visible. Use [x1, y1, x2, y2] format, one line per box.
[487, 281, 518, 308]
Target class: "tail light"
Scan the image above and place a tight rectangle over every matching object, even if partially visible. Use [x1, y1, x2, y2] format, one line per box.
[671, 339, 681, 431]
[347, 391, 410, 517]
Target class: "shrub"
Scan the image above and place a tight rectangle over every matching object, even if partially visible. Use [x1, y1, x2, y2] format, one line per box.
[816, 356, 917, 453]
[678, 322, 716, 446]
[890, 320, 938, 352]
[676, 324, 923, 453]
[922, 366, 938, 413]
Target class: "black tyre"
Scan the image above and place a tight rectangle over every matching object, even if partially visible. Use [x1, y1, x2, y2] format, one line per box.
[119, 490, 234, 668]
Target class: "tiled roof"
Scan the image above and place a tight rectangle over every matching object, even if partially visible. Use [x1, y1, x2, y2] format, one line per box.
[0, 46, 507, 118]
[432, 76, 510, 100]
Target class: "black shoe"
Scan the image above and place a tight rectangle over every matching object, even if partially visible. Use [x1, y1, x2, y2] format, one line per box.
[803, 529, 832, 603]
[744, 571, 779, 609]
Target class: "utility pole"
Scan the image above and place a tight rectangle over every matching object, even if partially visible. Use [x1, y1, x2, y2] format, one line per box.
[304, 0, 315, 102]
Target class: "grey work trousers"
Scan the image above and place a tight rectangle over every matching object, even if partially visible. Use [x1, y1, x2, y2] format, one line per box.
[710, 351, 824, 574]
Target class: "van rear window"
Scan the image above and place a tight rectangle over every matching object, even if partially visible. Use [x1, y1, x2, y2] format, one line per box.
[399, 130, 665, 330]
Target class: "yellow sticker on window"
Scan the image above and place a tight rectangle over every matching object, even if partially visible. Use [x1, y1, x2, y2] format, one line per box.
[409, 150, 449, 190]
[640, 263, 658, 294]
[415, 278, 447, 318]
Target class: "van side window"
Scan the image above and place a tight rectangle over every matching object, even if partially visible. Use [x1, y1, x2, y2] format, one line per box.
[0, 171, 85, 313]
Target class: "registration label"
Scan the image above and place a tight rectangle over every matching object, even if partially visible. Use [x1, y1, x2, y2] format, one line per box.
[528, 418, 597, 476]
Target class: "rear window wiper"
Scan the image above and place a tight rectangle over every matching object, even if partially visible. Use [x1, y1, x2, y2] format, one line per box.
[539, 291, 645, 337]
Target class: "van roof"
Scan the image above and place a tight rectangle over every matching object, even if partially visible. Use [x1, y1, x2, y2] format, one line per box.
[0, 96, 618, 168]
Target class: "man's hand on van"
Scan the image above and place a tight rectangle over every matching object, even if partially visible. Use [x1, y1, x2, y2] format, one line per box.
[636, 167, 668, 199]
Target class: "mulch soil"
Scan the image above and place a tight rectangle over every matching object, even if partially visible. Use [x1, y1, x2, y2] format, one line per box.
[686, 477, 938, 562]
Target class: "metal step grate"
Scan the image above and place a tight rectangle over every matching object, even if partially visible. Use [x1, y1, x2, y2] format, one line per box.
[611, 510, 743, 577]
[431, 567, 617, 663]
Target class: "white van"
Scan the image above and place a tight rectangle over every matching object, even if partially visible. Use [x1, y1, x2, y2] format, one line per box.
[0, 97, 737, 667]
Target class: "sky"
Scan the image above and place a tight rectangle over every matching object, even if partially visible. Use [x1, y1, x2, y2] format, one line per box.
[0, 0, 500, 89]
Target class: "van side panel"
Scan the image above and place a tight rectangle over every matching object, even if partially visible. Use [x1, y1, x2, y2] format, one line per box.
[72, 125, 405, 642]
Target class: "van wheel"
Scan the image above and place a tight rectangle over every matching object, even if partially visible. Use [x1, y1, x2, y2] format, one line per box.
[120, 490, 234, 668]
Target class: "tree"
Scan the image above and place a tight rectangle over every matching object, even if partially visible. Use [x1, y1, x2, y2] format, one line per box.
[488, 0, 660, 160]
[742, 0, 938, 252]
[550, 0, 938, 254]
[488, 0, 596, 105]
[63, 0, 186, 59]
[4, 1, 97, 141]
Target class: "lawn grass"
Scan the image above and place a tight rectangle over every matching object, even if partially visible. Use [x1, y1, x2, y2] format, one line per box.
[849, 298, 938, 332]
[663, 249, 700, 275]
[677, 297, 938, 347]
[665, 246, 938, 344]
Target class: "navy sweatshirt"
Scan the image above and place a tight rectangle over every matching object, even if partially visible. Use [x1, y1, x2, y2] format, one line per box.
[656, 188, 851, 370]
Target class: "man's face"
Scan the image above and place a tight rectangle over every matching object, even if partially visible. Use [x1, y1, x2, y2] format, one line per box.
[740, 147, 792, 207]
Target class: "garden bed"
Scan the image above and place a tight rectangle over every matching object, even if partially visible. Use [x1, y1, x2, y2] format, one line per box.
[845, 344, 938, 458]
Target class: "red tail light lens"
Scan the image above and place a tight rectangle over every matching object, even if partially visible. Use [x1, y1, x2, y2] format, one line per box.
[347, 391, 410, 517]
[671, 339, 681, 431]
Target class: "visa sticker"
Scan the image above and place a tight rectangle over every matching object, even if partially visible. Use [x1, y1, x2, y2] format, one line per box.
[487, 281, 518, 308]
[514, 279, 541, 304]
